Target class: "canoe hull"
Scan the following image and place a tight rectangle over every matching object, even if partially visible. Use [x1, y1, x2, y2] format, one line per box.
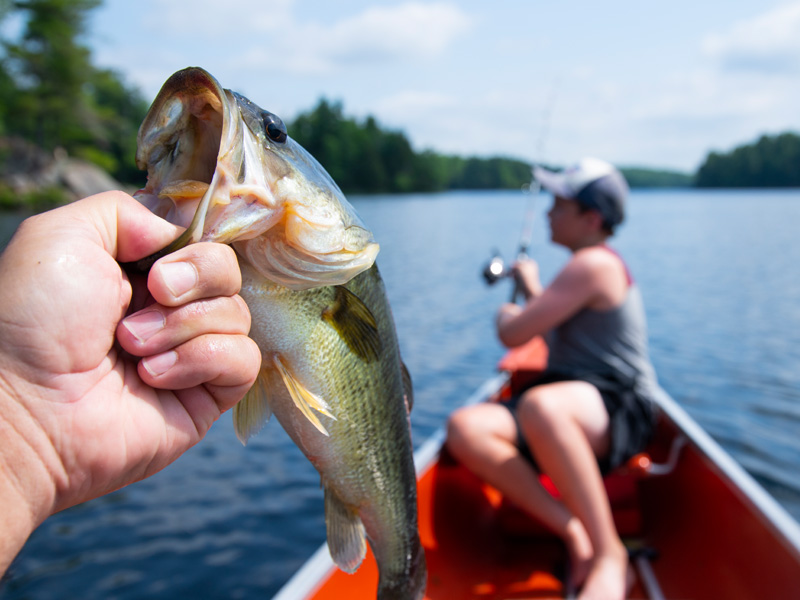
[274, 339, 800, 599]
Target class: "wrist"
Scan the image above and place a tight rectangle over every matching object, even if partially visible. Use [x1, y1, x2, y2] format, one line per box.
[0, 379, 58, 574]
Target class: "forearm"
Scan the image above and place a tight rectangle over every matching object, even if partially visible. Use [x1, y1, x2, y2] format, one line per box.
[517, 278, 543, 302]
[496, 303, 530, 347]
[513, 260, 543, 302]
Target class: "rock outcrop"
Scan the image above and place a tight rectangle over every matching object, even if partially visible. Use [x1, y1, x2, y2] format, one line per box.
[0, 137, 130, 203]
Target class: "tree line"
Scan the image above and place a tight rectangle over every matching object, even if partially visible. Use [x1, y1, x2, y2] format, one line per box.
[695, 132, 800, 187]
[289, 99, 532, 193]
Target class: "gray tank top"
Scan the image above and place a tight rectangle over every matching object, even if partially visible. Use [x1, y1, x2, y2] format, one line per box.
[545, 281, 659, 400]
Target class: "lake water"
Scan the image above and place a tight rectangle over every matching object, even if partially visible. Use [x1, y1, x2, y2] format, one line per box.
[2, 189, 800, 598]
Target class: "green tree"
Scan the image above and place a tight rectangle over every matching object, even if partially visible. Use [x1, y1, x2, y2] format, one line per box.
[288, 99, 537, 194]
[4, 0, 100, 150]
[83, 67, 148, 182]
[0, 1, 14, 135]
[1, 0, 148, 183]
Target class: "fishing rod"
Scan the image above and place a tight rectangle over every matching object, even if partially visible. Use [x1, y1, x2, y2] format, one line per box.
[482, 79, 558, 303]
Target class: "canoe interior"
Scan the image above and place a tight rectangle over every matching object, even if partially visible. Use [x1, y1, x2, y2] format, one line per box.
[293, 337, 800, 599]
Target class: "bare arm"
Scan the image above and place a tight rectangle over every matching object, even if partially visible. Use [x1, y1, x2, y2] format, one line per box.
[496, 248, 625, 348]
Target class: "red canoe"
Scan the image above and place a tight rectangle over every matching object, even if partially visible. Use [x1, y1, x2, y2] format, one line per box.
[273, 337, 800, 599]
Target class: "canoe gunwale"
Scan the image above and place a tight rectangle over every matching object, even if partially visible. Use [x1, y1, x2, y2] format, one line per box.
[413, 372, 509, 474]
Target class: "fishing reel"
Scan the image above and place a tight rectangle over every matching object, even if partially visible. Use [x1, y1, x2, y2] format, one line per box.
[482, 248, 530, 304]
[482, 250, 512, 285]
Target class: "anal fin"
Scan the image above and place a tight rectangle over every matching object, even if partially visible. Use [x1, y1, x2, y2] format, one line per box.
[324, 486, 366, 573]
[233, 368, 272, 445]
[273, 355, 335, 436]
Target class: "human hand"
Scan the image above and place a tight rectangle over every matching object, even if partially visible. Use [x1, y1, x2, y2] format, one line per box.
[512, 257, 543, 300]
[0, 191, 261, 571]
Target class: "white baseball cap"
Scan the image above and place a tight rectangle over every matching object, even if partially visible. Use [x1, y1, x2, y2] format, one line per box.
[533, 157, 628, 229]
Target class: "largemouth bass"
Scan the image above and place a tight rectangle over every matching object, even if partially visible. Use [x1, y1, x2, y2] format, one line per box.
[133, 67, 426, 600]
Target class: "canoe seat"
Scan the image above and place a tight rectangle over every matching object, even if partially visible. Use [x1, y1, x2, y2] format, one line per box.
[495, 429, 687, 539]
[495, 455, 648, 538]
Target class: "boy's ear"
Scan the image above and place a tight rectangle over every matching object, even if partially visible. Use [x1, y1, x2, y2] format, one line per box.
[586, 208, 604, 230]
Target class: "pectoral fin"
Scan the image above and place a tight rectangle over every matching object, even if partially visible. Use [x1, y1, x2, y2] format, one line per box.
[273, 355, 335, 436]
[322, 286, 381, 362]
[233, 368, 273, 445]
[324, 486, 366, 573]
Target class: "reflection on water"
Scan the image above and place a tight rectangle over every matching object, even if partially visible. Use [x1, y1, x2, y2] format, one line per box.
[2, 189, 800, 599]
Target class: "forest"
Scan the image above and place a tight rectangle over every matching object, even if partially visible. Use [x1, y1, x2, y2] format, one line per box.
[0, 1, 796, 211]
[695, 133, 800, 187]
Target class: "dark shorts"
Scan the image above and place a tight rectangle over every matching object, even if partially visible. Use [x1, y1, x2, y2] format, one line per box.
[500, 370, 657, 475]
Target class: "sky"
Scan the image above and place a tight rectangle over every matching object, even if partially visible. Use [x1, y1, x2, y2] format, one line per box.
[85, 0, 800, 173]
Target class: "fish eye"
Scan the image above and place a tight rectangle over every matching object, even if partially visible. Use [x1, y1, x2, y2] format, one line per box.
[262, 111, 287, 144]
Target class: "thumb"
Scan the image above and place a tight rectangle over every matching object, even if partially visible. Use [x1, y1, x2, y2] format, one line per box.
[71, 191, 183, 262]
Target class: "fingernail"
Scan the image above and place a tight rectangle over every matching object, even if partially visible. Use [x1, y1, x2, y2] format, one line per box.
[122, 310, 165, 343]
[160, 262, 198, 298]
[142, 350, 178, 377]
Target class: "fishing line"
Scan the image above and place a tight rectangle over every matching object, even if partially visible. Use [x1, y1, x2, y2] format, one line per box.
[505, 79, 559, 303]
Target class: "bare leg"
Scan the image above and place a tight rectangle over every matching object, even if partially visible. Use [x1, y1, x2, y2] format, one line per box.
[446, 403, 594, 585]
[518, 382, 630, 600]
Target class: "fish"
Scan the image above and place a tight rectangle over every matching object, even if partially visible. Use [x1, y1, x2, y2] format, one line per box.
[132, 67, 426, 600]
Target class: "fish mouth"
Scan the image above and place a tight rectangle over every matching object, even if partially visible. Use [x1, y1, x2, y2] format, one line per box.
[133, 67, 378, 289]
[135, 67, 285, 247]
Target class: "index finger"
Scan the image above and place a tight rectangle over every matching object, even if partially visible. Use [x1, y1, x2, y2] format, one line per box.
[149, 243, 242, 306]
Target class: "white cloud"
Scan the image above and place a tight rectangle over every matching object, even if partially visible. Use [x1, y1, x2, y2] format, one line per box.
[320, 3, 472, 63]
[142, 1, 471, 76]
[370, 87, 548, 159]
[147, 0, 294, 36]
[376, 90, 458, 115]
[703, 2, 800, 74]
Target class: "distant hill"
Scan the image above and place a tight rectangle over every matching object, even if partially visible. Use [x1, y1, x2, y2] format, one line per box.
[619, 167, 693, 188]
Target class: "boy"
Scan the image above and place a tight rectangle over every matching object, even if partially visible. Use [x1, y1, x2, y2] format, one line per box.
[447, 158, 658, 600]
